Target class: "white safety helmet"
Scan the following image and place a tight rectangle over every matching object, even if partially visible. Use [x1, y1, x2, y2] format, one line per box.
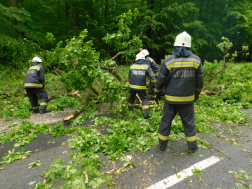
[174, 31, 191, 48]
[32, 56, 42, 63]
[141, 49, 149, 57]
[135, 52, 145, 61]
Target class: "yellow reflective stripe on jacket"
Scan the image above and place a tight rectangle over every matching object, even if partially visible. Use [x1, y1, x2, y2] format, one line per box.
[151, 79, 156, 83]
[186, 135, 197, 141]
[128, 103, 133, 106]
[155, 88, 162, 93]
[24, 83, 43, 87]
[166, 61, 200, 70]
[142, 105, 149, 109]
[130, 66, 148, 70]
[196, 88, 202, 92]
[32, 106, 39, 110]
[29, 66, 40, 71]
[129, 84, 147, 90]
[165, 95, 194, 102]
[159, 133, 169, 140]
[40, 102, 47, 106]
[150, 58, 153, 63]
[155, 72, 159, 76]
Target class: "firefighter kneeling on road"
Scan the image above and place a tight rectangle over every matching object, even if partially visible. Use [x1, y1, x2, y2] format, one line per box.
[155, 31, 204, 152]
[141, 49, 160, 96]
[128, 52, 156, 119]
[24, 57, 51, 114]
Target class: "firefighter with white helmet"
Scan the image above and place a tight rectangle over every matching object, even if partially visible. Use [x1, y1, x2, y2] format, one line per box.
[155, 31, 204, 152]
[141, 49, 160, 96]
[128, 52, 156, 118]
[24, 57, 51, 114]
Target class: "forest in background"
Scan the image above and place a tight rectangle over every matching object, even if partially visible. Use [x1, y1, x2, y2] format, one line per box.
[1, 0, 252, 69]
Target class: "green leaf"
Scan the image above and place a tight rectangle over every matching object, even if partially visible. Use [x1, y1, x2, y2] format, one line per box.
[14, 143, 20, 148]
[28, 181, 36, 185]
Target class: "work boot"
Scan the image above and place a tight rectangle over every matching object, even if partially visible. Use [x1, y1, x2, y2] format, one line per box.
[128, 106, 133, 111]
[160, 145, 166, 151]
[33, 109, 39, 114]
[40, 109, 51, 114]
[188, 146, 198, 153]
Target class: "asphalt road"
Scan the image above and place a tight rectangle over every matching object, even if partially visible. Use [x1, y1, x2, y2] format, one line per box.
[0, 111, 252, 189]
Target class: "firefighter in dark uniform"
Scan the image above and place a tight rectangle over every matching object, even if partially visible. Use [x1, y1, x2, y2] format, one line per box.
[128, 52, 156, 119]
[141, 49, 160, 96]
[155, 31, 204, 152]
[24, 57, 51, 114]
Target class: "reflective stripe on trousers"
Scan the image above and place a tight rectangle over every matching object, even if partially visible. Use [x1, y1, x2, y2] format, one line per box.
[158, 102, 197, 149]
[128, 89, 149, 115]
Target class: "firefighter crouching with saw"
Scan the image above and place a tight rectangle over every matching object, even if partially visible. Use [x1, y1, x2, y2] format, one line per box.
[128, 52, 156, 119]
[141, 49, 160, 96]
[24, 57, 51, 114]
[155, 31, 204, 152]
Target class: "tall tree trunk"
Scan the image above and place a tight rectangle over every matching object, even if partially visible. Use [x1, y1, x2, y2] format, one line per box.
[104, 0, 110, 55]
[72, 3, 78, 35]
[160, 0, 162, 11]
[66, 2, 70, 35]
[246, 46, 252, 61]
[147, 0, 154, 10]
[104, 0, 109, 21]
[10, 0, 17, 26]
[199, 0, 204, 18]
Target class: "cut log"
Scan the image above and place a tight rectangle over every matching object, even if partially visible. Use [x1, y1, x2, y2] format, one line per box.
[110, 48, 140, 61]
[101, 67, 125, 82]
[201, 91, 224, 95]
[136, 94, 142, 105]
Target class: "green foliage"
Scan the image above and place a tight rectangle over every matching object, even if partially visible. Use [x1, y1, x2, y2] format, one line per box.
[46, 29, 100, 92]
[71, 109, 96, 126]
[50, 95, 82, 111]
[29, 160, 42, 169]
[102, 8, 142, 59]
[51, 123, 69, 138]
[0, 148, 32, 165]
[0, 97, 32, 120]
[98, 71, 128, 104]
[36, 157, 112, 189]
[69, 117, 158, 158]
[192, 168, 203, 182]
[229, 170, 252, 189]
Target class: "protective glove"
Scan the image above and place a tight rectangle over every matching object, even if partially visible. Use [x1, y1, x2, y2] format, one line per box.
[155, 93, 161, 104]
[194, 95, 199, 102]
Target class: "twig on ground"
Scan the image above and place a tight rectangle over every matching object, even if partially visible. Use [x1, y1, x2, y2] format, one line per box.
[173, 160, 178, 174]
[84, 168, 88, 183]
[207, 146, 231, 160]
[235, 177, 249, 187]
[235, 176, 252, 181]
[105, 168, 118, 174]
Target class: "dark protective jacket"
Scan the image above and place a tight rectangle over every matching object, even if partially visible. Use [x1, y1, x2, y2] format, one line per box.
[24, 62, 45, 88]
[145, 57, 160, 77]
[129, 59, 156, 90]
[155, 51, 204, 104]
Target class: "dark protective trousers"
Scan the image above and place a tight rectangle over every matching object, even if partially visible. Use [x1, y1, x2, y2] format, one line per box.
[148, 81, 155, 96]
[128, 89, 149, 115]
[25, 88, 49, 111]
[158, 102, 197, 149]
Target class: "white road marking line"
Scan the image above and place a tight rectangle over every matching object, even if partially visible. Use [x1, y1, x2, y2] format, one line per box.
[147, 156, 221, 189]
